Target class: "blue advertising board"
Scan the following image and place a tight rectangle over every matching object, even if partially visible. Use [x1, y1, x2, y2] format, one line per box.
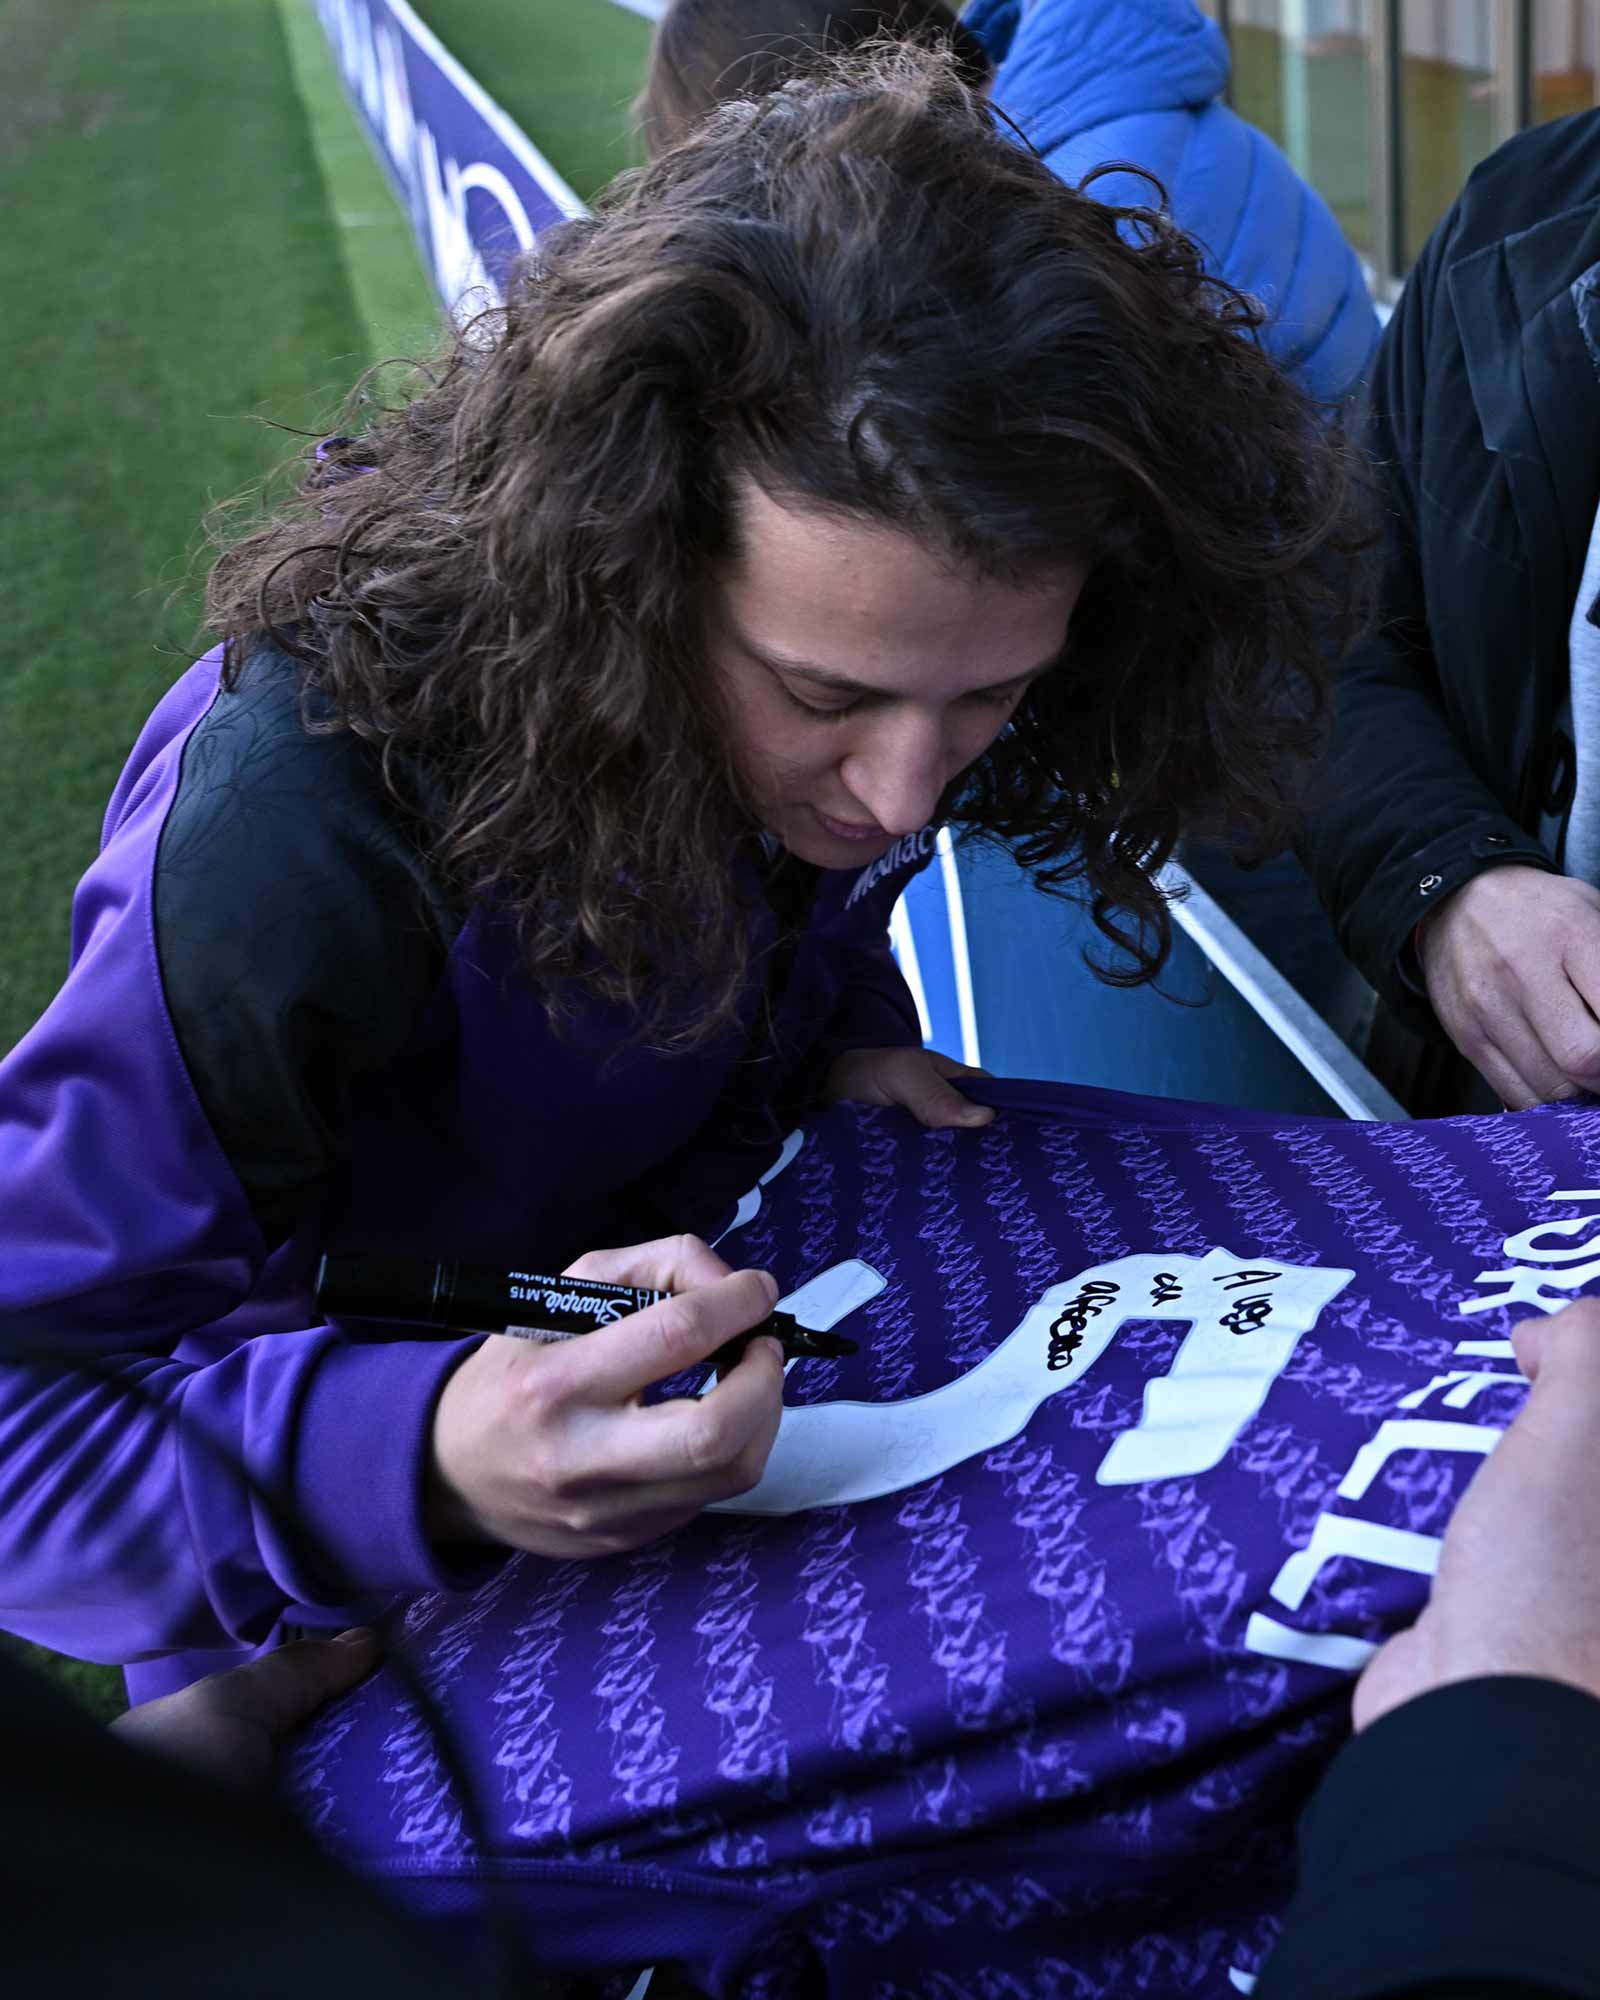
[315, 0, 586, 312]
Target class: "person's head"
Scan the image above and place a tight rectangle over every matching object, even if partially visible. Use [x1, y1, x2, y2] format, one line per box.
[208, 45, 1365, 1041]
[709, 480, 1086, 869]
[636, 0, 993, 158]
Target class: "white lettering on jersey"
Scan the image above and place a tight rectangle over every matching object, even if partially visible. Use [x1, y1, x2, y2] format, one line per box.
[1459, 1186, 1600, 1316]
[713, 1248, 1352, 1516]
[843, 824, 938, 909]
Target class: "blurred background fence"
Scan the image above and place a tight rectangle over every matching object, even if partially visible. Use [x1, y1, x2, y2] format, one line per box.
[1209, 1, 1600, 293]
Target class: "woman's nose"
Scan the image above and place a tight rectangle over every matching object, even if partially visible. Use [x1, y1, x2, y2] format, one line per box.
[839, 717, 948, 836]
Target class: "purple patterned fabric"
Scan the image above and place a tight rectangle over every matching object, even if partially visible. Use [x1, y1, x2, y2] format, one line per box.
[288, 1080, 1594, 1996]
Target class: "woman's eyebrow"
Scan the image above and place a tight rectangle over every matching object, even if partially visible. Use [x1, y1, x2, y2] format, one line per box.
[736, 632, 1057, 697]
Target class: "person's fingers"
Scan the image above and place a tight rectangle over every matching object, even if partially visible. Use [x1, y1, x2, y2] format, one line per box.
[1522, 972, 1600, 1098]
[1421, 880, 1589, 1102]
[1511, 1297, 1600, 1401]
[926, 1051, 994, 1080]
[825, 1048, 994, 1121]
[1466, 1032, 1557, 1111]
[909, 1084, 994, 1129]
[635, 1333, 786, 1483]
[566, 1233, 733, 1296]
[1353, 1292, 1600, 1730]
[549, 1268, 780, 1402]
[1438, 1305, 1600, 1535]
[1512, 1314, 1554, 1383]
[202, 1627, 383, 1737]
[551, 1336, 786, 1509]
[1558, 923, 1600, 1089]
[1450, 980, 1570, 1102]
[884, 1052, 993, 1128]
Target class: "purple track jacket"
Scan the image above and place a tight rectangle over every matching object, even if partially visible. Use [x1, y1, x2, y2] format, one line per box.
[0, 644, 927, 1697]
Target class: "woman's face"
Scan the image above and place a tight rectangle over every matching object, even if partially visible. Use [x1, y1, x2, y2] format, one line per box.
[708, 482, 1088, 871]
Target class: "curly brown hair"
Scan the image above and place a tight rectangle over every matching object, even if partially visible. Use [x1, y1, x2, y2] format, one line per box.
[206, 43, 1367, 1043]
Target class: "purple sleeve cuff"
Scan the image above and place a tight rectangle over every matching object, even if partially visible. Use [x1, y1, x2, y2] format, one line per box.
[288, 1334, 498, 1601]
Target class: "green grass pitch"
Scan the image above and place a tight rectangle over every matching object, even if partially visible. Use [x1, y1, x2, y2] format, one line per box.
[1, 0, 649, 1062]
[0, 0, 444, 1714]
[0, 0, 655, 1719]
[412, 0, 653, 203]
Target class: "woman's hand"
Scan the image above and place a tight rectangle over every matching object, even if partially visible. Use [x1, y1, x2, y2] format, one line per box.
[1353, 1298, 1600, 1730]
[823, 1045, 994, 1129]
[426, 1235, 786, 1557]
[110, 1629, 382, 1791]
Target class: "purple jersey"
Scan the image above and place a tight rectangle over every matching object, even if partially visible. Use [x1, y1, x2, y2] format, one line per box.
[287, 1079, 1596, 1996]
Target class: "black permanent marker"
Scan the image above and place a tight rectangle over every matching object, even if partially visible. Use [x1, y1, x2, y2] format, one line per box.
[313, 1253, 858, 1365]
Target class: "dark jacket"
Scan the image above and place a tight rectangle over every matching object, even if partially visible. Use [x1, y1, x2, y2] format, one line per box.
[1300, 111, 1600, 1030]
[0, 1647, 470, 2000]
[1257, 1676, 1600, 1999]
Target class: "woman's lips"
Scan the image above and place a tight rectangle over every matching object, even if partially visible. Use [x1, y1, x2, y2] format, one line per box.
[813, 807, 890, 843]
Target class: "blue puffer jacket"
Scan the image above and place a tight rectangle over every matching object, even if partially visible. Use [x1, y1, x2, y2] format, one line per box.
[963, 0, 1379, 404]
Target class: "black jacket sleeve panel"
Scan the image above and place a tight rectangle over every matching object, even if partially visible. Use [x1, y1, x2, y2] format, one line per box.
[1255, 1676, 1600, 2000]
[154, 650, 465, 1251]
[1298, 214, 1555, 1030]
[0, 1649, 487, 2000]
